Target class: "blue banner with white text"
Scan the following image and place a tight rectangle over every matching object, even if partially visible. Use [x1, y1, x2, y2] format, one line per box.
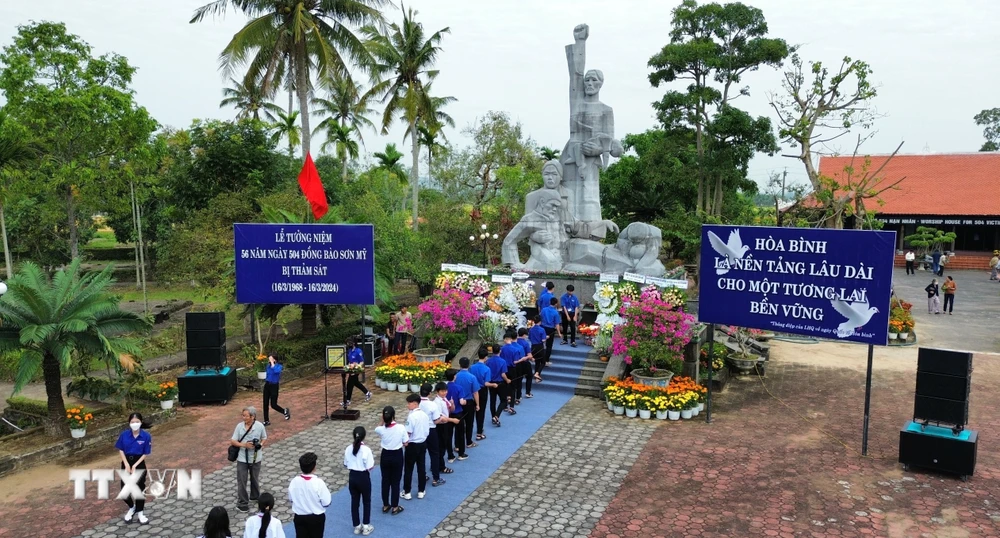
[698, 225, 896, 345]
[234, 223, 375, 305]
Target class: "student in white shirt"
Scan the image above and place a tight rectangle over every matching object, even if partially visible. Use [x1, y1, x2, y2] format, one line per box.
[374, 406, 408, 515]
[402, 393, 430, 500]
[419, 384, 445, 486]
[242, 493, 285, 538]
[287, 452, 332, 538]
[344, 427, 375, 536]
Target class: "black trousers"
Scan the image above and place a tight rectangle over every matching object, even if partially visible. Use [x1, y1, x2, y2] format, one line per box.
[560, 311, 577, 342]
[532, 343, 547, 377]
[403, 441, 427, 493]
[346, 373, 368, 401]
[348, 470, 371, 527]
[475, 387, 488, 434]
[905, 260, 915, 274]
[512, 363, 525, 402]
[262, 382, 285, 422]
[294, 513, 327, 538]
[488, 383, 507, 418]
[120, 455, 146, 512]
[380, 448, 403, 507]
[944, 294, 955, 312]
[452, 410, 467, 456]
[543, 327, 556, 362]
[426, 427, 441, 480]
[438, 422, 454, 461]
[463, 403, 476, 445]
[520, 362, 533, 396]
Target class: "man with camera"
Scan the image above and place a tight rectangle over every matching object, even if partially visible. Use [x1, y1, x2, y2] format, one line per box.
[230, 406, 268, 512]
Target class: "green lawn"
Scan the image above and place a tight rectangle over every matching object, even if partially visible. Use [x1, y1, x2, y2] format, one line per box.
[86, 228, 119, 249]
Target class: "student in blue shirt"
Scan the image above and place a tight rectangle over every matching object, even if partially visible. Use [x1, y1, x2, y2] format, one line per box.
[485, 347, 511, 427]
[454, 357, 482, 448]
[528, 316, 548, 383]
[115, 412, 152, 525]
[560, 284, 581, 347]
[536, 281, 555, 315]
[445, 370, 469, 461]
[345, 338, 372, 406]
[541, 297, 563, 367]
[499, 332, 525, 414]
[263, 354, 290, 426]
[514, 328, 534, 402]
[469, 348, 494, 440]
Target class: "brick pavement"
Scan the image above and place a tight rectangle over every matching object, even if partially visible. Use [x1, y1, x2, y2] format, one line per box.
[591, 351, 1000, 538]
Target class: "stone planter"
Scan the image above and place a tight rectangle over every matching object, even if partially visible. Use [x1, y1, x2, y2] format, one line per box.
[160, 400, 174, 410]
[639, 409, 652, 420]
[726, 354, 760, 374]
[613, 405, 625, 415]
[625, 408, 638, 418]
[655, 410, 669, 420]
[257, 371, 267, 379]
[681, 409, 693, 420]
[668, 410, 681, 421]
[414, 348, 448, 364]
[630, 369, 674, 388]
[386, 382, 398, 391]
[70, 428, 87, 439]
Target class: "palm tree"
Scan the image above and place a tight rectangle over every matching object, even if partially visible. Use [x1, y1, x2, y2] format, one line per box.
[539, 146, 560, 161]
[321, 121, 360, 180]
[0, 109, 39, 280]
[0, 261, 149, 436]
[373, 143, 406, 181]
[417, 124, 445, 186]
[270, 110, 302, 157]
[220, 77, 283, 121]
[364, 6, 450, 230]
[313, 74, 376, 181]
[191, 0, 387, 159]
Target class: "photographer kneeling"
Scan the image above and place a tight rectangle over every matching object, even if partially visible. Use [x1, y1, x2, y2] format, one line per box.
[230, 406, 267, 513]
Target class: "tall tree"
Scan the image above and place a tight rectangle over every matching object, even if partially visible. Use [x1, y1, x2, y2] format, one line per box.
[973, 108, 1000, 152]
[648, 0, 788, 217]
[538, 146, 560, 161]
[0, 22, 158, 259]
[372, 142, 406, 181]
[0, 261, 148, 436]
[364, 6, 451, 230]
[320, 121, 359, 180]
[270, 110, 302, 157]
[312, 73, 376, 180]
[191, 0, 387, 159]
[0, 109, 39, 279]
[220, 77, 283, 121]
[768, 52, 880, 228]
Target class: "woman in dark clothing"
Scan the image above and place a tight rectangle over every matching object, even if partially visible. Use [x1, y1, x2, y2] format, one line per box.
[925, 279, 941, 314]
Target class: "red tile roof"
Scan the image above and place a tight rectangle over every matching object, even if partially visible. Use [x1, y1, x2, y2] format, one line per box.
[817, 153, 1000, 216]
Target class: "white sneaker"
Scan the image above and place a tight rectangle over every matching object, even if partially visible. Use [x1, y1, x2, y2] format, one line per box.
[136, 511, 148, 524]
[354, 525, 363, 535]
[362, 524, 375, 536]
[401, 492, 412, 500]
[124, 507, 135, 522]
[417, 491, 425, 499]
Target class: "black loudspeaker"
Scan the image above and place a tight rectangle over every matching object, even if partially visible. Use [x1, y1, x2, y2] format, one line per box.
[186, 345, 227, 369]
[913, 348, 972, 428]
[186, 328, 226, 348]
[899, 423, 978, 479]
[186, 312, 225, 331]
[177, 367, 237, 405]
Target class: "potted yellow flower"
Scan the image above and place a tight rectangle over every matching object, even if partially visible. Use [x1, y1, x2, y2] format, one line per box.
[652, 395, 670, 420]
[156, 381, 178, 410]
[255, 354, 268, 379]
[637, 395, 654, 420]
[66, 407, 94, 438]
[666, 395, 682, 421]
[623, 393, 639, 418]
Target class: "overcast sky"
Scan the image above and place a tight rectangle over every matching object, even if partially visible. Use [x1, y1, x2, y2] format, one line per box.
[2, 0, 999, 189]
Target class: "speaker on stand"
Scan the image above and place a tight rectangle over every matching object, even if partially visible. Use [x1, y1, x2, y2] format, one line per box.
[899, 348, 977, 480]
[178, 312, 236, 406]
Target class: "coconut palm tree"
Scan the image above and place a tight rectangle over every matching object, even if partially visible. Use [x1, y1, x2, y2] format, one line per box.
[190, 0, 387, 159]
[220, 77, 283, 121]
[0, 109, 39, 280]
[539, 146, 560, 161]
[321, 121, 360, 180]
[0, 261, 149, 436]
[417, 124, 445, 186]
[364, 6, 450, 230]
[312, 74, 376, 181]
[270, 110, 302, 157]
[373, 143, 406, 181]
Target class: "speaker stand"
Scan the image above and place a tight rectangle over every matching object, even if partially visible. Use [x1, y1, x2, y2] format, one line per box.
[327, 369, 359, 421]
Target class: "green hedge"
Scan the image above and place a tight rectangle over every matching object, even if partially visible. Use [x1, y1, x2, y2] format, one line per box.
[5, 396, 123, 417]
[83, 246, 135, 261]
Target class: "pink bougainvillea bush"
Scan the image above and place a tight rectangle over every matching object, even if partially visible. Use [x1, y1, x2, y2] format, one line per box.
[416, 289, 481, 346]
[611, 294, 696, 375]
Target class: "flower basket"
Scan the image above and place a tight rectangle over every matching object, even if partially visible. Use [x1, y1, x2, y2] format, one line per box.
[254, 354, 268, 373]
[631, 369, 674, 388]
[414, 348, 448, 364]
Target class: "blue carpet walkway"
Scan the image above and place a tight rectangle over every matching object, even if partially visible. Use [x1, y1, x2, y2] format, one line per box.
[283, 343, 591, 537]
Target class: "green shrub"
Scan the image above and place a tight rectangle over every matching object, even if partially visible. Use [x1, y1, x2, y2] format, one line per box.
[67, 377, 121, 401]
[124, 380, 164, 403]
[5, 396, 48, 417]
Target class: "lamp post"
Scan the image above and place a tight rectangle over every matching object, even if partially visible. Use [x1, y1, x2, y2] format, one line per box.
[470, 223, 499, 267]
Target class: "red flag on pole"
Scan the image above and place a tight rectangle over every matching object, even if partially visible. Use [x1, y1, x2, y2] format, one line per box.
[297, 153, 328, 220]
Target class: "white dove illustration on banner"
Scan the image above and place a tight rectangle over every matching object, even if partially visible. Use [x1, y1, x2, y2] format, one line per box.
[830, 299, 879, 338]
[707, 228, 750, 275]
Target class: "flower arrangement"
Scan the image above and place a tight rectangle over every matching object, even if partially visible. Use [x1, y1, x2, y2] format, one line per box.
[594, 330, 612, 356]
[661, 287, 688, 309]
[155, 381, 178, 401]
[888, 320, 903, 334]
[578, 325, 601, 338]
[603, 376, 706, 414]
[699, 342, 727, 371]
[345, 362, 365, 373]
[66, 407, 94, 430]
[610, 294, 696, 375]
[889, 295, 915, 336]
[416, 289, 481, 346]
[255, 354, 268, 372]
[375, 354, 449, 387]
[478, 313, 506, 347]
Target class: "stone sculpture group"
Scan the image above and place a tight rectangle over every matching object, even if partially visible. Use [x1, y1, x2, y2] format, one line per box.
[502, 24, 666, 277]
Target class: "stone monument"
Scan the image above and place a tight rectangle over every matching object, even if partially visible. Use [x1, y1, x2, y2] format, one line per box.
[501, 24, 665, 277]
